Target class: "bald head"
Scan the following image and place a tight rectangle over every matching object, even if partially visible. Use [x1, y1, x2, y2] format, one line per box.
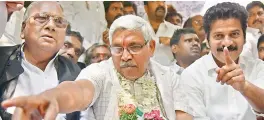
[23, 1, 63, 22]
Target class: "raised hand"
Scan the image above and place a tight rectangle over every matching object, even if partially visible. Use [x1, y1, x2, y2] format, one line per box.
[6, 1, 24, 14]
[102, 29, 110, 45]
[216, 47, 248, 92]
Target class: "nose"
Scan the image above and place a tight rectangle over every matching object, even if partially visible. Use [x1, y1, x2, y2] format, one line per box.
[66, 48, 75, 59]
[44, 19, 56, 31]
[117, 9, 123, 15]
[192, 39, 200, 46]
[221, 36, 233, 47]
[121, 48, 132, 62]
[98, 54, 107, 61]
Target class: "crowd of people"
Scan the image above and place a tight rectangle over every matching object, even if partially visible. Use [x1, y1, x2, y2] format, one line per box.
[0, 1, 264, 120]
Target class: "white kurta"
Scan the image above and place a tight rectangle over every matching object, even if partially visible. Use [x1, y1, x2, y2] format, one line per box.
[180, 52, 264, 120]
[76, 58, 192, 120]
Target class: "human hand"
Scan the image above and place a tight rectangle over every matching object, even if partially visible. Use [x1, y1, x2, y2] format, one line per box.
[216, 47, 248, 92]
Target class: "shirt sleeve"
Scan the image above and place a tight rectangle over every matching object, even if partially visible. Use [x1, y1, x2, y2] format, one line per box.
[172, 69, 193, 116]
[76, 62, 106, 108]
[178, 69, 210, 119]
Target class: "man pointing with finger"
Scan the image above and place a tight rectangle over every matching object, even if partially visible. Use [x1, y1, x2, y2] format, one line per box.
[178, 2, 264, 120]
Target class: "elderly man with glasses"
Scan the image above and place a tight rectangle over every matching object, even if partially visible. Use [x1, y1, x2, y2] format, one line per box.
[2, 15, 193, 120]
[0, 2, 81, 119]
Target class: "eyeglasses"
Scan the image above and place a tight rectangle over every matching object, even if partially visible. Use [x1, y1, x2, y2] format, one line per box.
[110, 42, 148, 56]
[29, 13, 68, 28]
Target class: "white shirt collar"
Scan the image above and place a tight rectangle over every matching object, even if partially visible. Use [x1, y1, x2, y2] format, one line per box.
[204, 52, 247, 75]
[247, 27, 261, 36]
[20, 44, 59, 70]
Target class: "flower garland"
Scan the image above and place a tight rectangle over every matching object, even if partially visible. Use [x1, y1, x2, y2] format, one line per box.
[116, 70, 165, 120]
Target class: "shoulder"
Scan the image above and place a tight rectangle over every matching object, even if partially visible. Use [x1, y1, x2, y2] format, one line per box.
[77, 58, 113, 80]
[58, 55, 81, 72]
[164, 21, 181, 29]
[0, 45, 20, 56]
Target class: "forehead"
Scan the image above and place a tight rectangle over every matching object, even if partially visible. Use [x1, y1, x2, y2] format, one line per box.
[210, 18, 242, 33]
[65, 36, 82, 49]
[192, 15, 203, 21]
[112, 30, 145, 45]
[93, 46, 110, 54]
[148, 1, 165, 6]
[249, 5, 264, 13]
[172, 16, 181, 20]
[124, 6, 134, 11]
[29, 2, 64, 17]
[181, 33, 199, 39]
[109, 2, 123, 8]
[66, 36, 81, 44]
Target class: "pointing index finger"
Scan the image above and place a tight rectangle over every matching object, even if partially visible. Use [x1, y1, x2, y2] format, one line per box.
[224, 46, 234, 65]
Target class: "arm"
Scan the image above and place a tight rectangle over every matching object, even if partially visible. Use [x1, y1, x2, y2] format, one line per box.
[171, 69, 193, 120]
[1, 80, 95, 119]
[176, 110, 193, 120]
[217, 47, 264, 113]
[241, 81, 264, 113]
[51, 80, 95, 113]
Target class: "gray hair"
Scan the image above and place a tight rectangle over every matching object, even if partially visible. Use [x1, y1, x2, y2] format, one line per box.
[23, 1, 64, 22]
[109, 15, 155, 45]
[85, 43, 111, 65]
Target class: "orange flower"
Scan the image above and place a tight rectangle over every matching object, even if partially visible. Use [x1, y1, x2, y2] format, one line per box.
[123, 104, 136, 114]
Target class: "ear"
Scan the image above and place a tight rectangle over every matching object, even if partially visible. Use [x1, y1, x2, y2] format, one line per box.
[148, 40, 156, 57]
[144, 5, 149, 15]
[20, 22, 26, 39]
[205, 33, 210, 48]
[171, 44, 179, 55]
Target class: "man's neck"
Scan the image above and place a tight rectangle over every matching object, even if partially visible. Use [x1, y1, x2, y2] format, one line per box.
[23, 45, 56, 71]
[148, 17, 163, 33]
[176, 58, 192, 69]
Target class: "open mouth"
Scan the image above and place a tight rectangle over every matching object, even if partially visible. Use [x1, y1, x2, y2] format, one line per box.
[191, 47, 201, 53]
[41, 34, 55, 41]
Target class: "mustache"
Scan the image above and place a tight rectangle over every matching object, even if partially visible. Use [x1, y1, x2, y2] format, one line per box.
[114, 14, 122, 20]
[253, 19, 262, 25]
[120, 61, 136, 68]
[217, 46, 238, 52]
[155, 6, 165, 12]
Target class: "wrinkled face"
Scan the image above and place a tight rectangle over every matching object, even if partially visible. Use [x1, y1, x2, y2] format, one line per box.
[168, 15, 182, 26]
[90, 46, 111, 64]
[124, 6, 135, 15]
[105, 2, 124, 27]
[248, 6, 264, 29]
[258, 42, 264, 61]
[21, 2, 67, 54]
[59, 36, 82, 63]
[146, 1, 166, 19]
[192, 15, 205, 42]
[172, 33, 201, 61]
[209, 18, 245, 65]
[111, 30, 155, 80]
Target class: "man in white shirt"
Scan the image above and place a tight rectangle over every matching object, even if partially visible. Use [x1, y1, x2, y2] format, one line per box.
[102, 1, 124, 45]
[2, 15, 193, 120]
[241, 1, 264, 58]
[179, 2, 264, 120]
[170, 28, 201, 75]
[0, 1, 81, 120]
[144, 1, 180, 66]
